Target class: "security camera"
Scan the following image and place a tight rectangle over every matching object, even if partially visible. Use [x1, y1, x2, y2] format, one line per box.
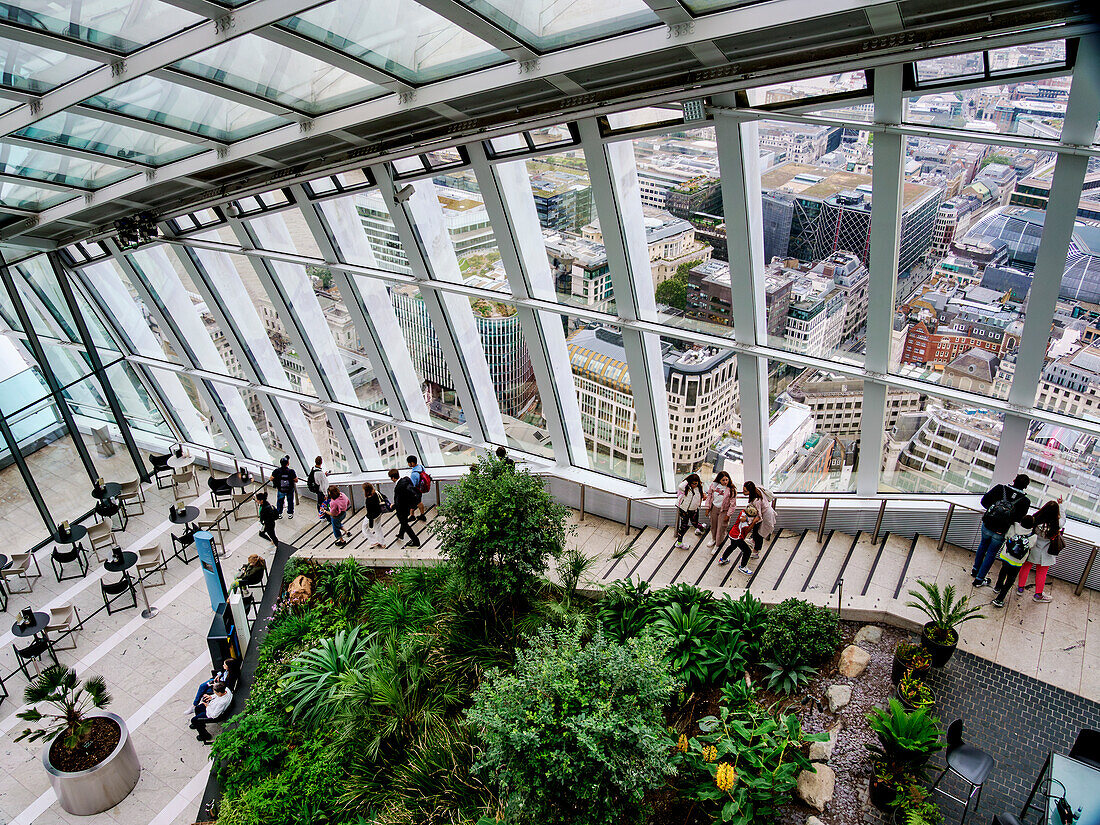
[393, 183, 415, 203]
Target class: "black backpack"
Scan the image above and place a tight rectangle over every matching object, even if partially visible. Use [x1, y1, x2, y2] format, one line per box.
[984, 487, 1018, 532]
[306, 467, 320, 494]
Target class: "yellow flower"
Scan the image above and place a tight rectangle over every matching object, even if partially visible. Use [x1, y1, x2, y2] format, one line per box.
[716, 762, 737, 792]
[676, 734, 688, 753]
[702, 745, 717, 763]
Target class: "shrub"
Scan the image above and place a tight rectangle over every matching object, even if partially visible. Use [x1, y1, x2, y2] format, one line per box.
[435, 455, 573, 602]
[281, 627, 372, 725]
[867, 698, 944, 763]
[762, 598, 841, 667]
[211, 709, 288, 795]
[468, 625, 680, 825]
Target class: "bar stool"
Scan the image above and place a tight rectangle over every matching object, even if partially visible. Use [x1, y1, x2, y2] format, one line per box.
[932, 719, 995, 825]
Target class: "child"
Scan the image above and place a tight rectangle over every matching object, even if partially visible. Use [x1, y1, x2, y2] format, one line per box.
[674, 473, 705, 549]
[992, 515, 1034, 608]
[717, 504, 760, 575]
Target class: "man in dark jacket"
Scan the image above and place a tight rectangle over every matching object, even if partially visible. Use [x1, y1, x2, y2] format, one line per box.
[270, 456, 298, 520]
[256, 491, 278, 548]
[388, 468, 421, 548]
[971, 473, 1031, 587]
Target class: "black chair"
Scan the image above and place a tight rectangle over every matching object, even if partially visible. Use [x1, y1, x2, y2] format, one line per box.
[932, 719, 995, 825]
[207, 475, 233, 507]
[1069, 728, 1100, 769]
[172, 527, 198, 564]
[101, 573, 137, 615]
[0, 579, 7, 612]
[149, 453, 173, 490]
[0, 670, 7, 706]
[14, 636, 58, 679]
[51, 544, 88, 582]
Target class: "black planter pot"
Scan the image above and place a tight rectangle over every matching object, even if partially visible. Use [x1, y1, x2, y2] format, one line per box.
[869, 776, 896, 811]
[920, 622, 958, 668]
[891, 650, 932, 685]
[894, 683, 936, 714]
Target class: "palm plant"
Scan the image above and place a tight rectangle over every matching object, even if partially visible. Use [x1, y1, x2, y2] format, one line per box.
[906, 580, 984, 644]
[866, 698, 943, 763]
[281, 626, 372, 726]
[16, 665, 112, 751]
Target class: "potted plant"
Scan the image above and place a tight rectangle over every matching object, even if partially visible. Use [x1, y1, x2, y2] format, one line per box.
[895, 672, 936, 713]
[869, 761, 917, 811]
[866, 698, 943, 767]
[892, 642, 933, 685]
[16, 665, 140, 815]
[893, 789, 944, 825]
[906, 580, 984, 667]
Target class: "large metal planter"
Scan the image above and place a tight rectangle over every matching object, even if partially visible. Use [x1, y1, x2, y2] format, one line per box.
[43, 711, 141, 815]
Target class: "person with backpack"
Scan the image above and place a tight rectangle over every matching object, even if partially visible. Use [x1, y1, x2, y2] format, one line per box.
[674, 473, 705, 549]
[270, 456, 299, 520]
[1017, 498, 1065, 604]
[362, 481, 387, 548]
[991, 515, 1035, 608]
[406, 455, 430, 521]
[389, 468, 421, 548]
[256, 491, 278, 547]
[971, 473, 1031, 588]
[306, 456, 328, 501]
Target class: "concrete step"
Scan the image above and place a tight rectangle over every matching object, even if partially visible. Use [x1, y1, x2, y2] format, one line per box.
[599, 525, 653, 581]
[741, 529, 804, 591]
[863, 532, 918, 600]
[800, 529, 862, 595]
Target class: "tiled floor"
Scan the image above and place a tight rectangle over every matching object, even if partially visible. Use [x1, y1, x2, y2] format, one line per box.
[0, 441, 276, 825]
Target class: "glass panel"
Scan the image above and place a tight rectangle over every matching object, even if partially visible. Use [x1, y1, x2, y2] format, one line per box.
[988, 40, 1066, 73]
[881, 395, 1001, 494]
[0, 38, 98, 92]
[605, 105, 683, 131]
[915, 52, 986, 84]
[746, 71, 867, 107]
[38, 339, 95, 386]
[1020, 421, 1100, 528]
[282, 0, 507, 84]
[15, 110, 203, 166]
[904, 77, 1071, 139]
[0, 0, 204, 53]
[565, 318, 644, 483]
[0, 141, 136, 189]
[10, 254, 79, 342]
[175, 34, 386, 114]
[0, 334, 49, 412]
[422, 171, 509, 293]
[103, 360, 172, 441]
[456, 0, 659, 50]
[679, 0, 764, 11]
[84, 75, 289, 142]
[1032, 297, 1100, 425]
[247, 207, 323, 259]
[347, 189, 414, 274]
[0, 178, 76, 210]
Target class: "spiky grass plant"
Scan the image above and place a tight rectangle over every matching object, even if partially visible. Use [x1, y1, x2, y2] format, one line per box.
[17, 665, 113, 751]
[906, 580, 985, 644]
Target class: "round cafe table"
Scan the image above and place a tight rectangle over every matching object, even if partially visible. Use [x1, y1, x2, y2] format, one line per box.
[11, 610, 50, 639]
[91, 482, 122, 501]
[167, 454, 194, 471]
[226, 472, 252, 489]
[54, 523, 88, 548]
[169, 505, 199, 526]
[104, 551, 157, 619]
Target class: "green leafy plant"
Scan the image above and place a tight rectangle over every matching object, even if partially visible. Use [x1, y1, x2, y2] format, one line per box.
[906, 581, 984, 645]
[866, 699, 943, 763]
[651, 582, 713, 611]
[468, 625, 680, 825]
[435, 455, 573, 603]
[16, 665, 112, 751]
[897, 673, 935, 711]
[281, 626, 371, 725]
[720, 675, 758, 710]
[904, 799, 945, 825]
[210, 709, 288, 795]
[652, 602, 716, 688]
[334, 556, 370, 607]
[597, 578, 657, 641]
[895, 642, 933, 672]
[713, 591, 769, 662]
[762, 660, 818, 696]
[762, 598, 841, 667]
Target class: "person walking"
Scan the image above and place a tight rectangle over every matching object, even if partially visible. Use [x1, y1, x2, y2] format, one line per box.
[717, 481, 775, 572]
[991, 515, 1034, 608]
[306, 456, 328, 501]
[389, 468, 421, 548]
[704, 471, 737, 550]
[406, 455, 428, 521]
[256, 491, 278, 547]
[328, 486, 352, 547]
[972, 474, 1031, 587]
[362, 481, 386, 548]
[718, 504, 761, 574]
[270, 456, 299, 520]
[1017, 498, 1065, 604]
[674, 473, 705, 549]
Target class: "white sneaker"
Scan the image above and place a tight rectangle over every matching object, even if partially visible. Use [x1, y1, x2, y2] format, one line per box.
[695, 526, 706, 535]
[706, 538, 715, 548]
[737, 566, 753, 575]
[288, 513, 294, 519]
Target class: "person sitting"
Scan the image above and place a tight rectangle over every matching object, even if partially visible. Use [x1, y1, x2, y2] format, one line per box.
[192, 658, 239, 711]
[190, 680, 233, 742]
[236, 554, 266, 588]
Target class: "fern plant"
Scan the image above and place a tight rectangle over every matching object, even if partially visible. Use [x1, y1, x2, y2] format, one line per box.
[866, 698, 943, 763]
[762, 660, 818, 695]
[906, 581, 984, 644]
[281, 626, 371, 726]
[16, 665, 112, 751]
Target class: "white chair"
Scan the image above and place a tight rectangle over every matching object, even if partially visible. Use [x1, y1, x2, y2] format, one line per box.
[117, 479, 144, 516]
[232, 491, 258, 522]
[172, 468, 198, 497]
[1, 552, 41, 593]
[197, 507, 225, 543]
[87, 520, 119, 563]
[46, 604, 83, 650]
[136, 543, 167, 588]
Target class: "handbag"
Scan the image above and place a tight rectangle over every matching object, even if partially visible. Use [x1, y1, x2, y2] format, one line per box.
[1049, 531, 1065, 555]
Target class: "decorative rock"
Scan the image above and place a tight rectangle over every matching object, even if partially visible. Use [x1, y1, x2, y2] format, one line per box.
[806, 817, 825, 825]
[797, 764, 836, 812]
[838, 644, 871, 678]
[825, 684, 852, 712]
[809, 721, 842, 762]
[853, 625, 882, 647]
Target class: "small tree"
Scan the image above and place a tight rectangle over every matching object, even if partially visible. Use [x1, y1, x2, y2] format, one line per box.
[468, 625, 680, 825]
[17, 665, 112, 751]
[435, 455, 572, 601]
[655, 275, 688, 310]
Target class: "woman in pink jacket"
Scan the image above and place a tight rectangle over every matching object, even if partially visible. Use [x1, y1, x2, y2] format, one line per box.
[704, 470, 737, 550]
[328, 487, 353, 547]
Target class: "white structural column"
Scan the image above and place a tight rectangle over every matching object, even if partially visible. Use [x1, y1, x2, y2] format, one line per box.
[166, 237, 323, 471]
[228, 213, 382, 470]
[713, 102, 769, 486]
[294, 186, 443, 465]
[372, 163, 508, 448]
[577, 118, 673, 493]
[1003, 34, 1100, 476]
[466, 142, 590, 469]
[856, 64, 905, 496]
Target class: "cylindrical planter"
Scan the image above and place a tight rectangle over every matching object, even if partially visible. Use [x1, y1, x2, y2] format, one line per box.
[869, 776, 895, 811]
[893, 683, 936, 714]
[43, 711, 141, 815]
[920, 622, 958, 668]
[891, 650, 932, 685]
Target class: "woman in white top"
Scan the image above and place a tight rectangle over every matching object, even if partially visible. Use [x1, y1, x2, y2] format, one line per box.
[703, 471, 737, 549]
[675, 473, 705, 549]
[1017, 498, 1065, 604]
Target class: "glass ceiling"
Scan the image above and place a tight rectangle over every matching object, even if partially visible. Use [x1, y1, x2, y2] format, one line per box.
[0, 0, 205, 53]
[16, 110, 205, 165]
[456, 0, 659, 51]
[0, 140, 135, 188]
[0, 38, 98, 93]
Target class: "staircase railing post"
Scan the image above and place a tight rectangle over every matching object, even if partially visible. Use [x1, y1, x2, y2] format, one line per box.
[579, 483, 586, 522]
[625, 498, 632, 535]
[1076, 546, 1098, 597]
[817, 499, 830, 544]
[872, 499, 887, 542]
[937, 503, 955, 552]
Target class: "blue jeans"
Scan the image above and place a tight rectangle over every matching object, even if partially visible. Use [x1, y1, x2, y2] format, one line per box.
[276, 491, 294, 515]
[193, 679, 214, 708]
[332, 511, 345, 540]
[972, 523, 1005, 581]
